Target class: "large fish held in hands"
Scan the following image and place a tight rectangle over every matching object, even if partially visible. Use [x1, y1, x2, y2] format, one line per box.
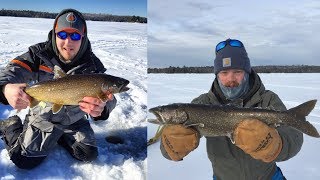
[25, 66, 130, 114]
[148, 100, 319, 138]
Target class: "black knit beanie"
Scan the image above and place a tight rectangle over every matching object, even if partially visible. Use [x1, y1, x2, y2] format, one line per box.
[214, 39, 251, 74]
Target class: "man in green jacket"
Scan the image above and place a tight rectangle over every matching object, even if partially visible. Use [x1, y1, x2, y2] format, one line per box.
[160, 39, 303, 180]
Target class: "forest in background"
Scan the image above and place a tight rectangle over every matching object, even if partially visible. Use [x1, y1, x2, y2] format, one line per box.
[148, 65, 320, 73]
[0, 9, 147, 23]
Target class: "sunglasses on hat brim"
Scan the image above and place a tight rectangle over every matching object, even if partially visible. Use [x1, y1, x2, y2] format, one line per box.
[215, 39, 244, 53]
[56, 31, 82, 41]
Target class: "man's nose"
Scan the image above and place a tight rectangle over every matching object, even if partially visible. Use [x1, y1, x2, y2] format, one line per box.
[226, 72, 236, 81]
[64, 36, 73, 43]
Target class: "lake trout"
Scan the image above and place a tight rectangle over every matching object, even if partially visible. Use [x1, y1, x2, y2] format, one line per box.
[25, 66, 129, 114]
[148, 100, 319, 138]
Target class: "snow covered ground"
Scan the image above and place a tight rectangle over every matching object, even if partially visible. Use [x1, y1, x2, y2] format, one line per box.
[0, 17, 147, 179]
[148, 73, 320, 180]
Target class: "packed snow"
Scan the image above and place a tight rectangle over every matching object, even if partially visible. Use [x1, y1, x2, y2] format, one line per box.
[0, 16, 147, 179]
[148, 73, 320, 180]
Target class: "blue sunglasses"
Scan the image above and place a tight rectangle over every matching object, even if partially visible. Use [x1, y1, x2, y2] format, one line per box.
[215, 39, 244, 52]
[57, 31, 82, 41]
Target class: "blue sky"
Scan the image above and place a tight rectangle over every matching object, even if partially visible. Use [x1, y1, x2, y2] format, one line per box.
[0, 0, 147, 17]
[148, 0, 320, 67]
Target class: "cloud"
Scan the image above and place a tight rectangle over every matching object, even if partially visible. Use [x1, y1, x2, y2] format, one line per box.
[148, 0, 320, 67]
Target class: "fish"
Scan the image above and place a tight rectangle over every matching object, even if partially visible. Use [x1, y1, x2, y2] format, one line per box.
[25, 66, 130, 114]
[148, 100, 319, 138]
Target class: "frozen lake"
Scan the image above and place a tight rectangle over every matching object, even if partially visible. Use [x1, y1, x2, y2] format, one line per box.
[0, 16, 147, 180]
[148, 73, 320, 180]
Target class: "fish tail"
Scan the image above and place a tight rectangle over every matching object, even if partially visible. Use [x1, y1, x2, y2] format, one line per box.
[287, 99, 319, 137]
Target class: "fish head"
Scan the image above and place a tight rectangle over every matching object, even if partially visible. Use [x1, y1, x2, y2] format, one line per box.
[101, 75, 130, 94]
[149, 104, 188, 124]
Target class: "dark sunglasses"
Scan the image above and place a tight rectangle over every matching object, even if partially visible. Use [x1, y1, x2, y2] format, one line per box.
[215, 39, 244, 52]
[56, 31, 82, 41]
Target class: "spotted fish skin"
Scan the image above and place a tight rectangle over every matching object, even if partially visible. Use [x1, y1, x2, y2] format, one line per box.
[148, 100, 319, 138]
[25, 73, 129, 113]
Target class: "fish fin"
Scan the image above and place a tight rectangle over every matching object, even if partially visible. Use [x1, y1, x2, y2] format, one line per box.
[53, 65, 67, 79]
[52, 104, 63, 114]
[148, 125, 166, 146]
[287, 100, 319, 137]
[228, 132, 235, 144]
[38, 101, 47, 109]
[30, 98, 40, 108]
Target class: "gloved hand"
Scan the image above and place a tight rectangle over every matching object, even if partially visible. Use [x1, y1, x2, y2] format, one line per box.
[233, 119, 283, 162]
[161, 125, 200, 161]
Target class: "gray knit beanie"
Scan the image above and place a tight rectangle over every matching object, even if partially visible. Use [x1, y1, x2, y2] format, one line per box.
[214, 39, 251, 74]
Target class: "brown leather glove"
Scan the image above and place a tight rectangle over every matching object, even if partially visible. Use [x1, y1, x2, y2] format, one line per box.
[161, 125, 200, 161]
[233, 119, 283, 162]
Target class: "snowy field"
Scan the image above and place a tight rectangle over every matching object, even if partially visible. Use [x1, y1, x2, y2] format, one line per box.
[0, 16, 147, 179]
[148, 73, 320, 180]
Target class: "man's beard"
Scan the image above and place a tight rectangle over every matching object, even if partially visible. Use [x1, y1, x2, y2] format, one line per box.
[59, 54, 72, 64]
[218, 73, 250, 100]
[224, 81, 240, 88]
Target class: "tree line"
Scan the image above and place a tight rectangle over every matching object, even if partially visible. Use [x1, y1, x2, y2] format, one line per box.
[148, 65, 320, 73]
[0, 9, 147, 23]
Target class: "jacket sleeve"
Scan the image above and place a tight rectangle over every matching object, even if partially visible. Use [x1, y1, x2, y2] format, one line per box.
[265, 92, 303, 162]
[0, 53, 37, 104]
[191, 93, 213, 104]
[0, 85, 8, 104]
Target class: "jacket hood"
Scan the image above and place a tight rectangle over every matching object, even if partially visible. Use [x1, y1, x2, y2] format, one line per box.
[51, 9, 89, 66]
[45, 29, 93, 72]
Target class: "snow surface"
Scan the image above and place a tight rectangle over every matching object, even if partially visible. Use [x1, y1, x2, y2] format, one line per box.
[0, 17, 147, 179]
[148, 73, 320, 180]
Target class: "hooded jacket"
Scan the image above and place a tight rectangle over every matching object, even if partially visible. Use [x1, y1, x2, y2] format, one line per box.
[0, 9, 117, 123]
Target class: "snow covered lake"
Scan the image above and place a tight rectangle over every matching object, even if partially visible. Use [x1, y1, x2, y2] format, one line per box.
[1, 15, 320, 180]
[148, 73, 320, 180]
[0, 16, 147, 179]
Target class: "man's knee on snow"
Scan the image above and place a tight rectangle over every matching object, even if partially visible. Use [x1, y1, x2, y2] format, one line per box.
[10, 145, 46, 169]
[72, 142, 98, 162]
[12, 155, 46, 169]
[0, 115, 23, 147]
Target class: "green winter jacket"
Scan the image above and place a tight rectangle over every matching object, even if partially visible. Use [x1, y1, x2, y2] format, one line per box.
[191, 71, 303, 180]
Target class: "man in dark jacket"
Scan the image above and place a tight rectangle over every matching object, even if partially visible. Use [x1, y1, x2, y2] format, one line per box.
[0, 9, 117, 169]
[160, 39, 303, 179]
